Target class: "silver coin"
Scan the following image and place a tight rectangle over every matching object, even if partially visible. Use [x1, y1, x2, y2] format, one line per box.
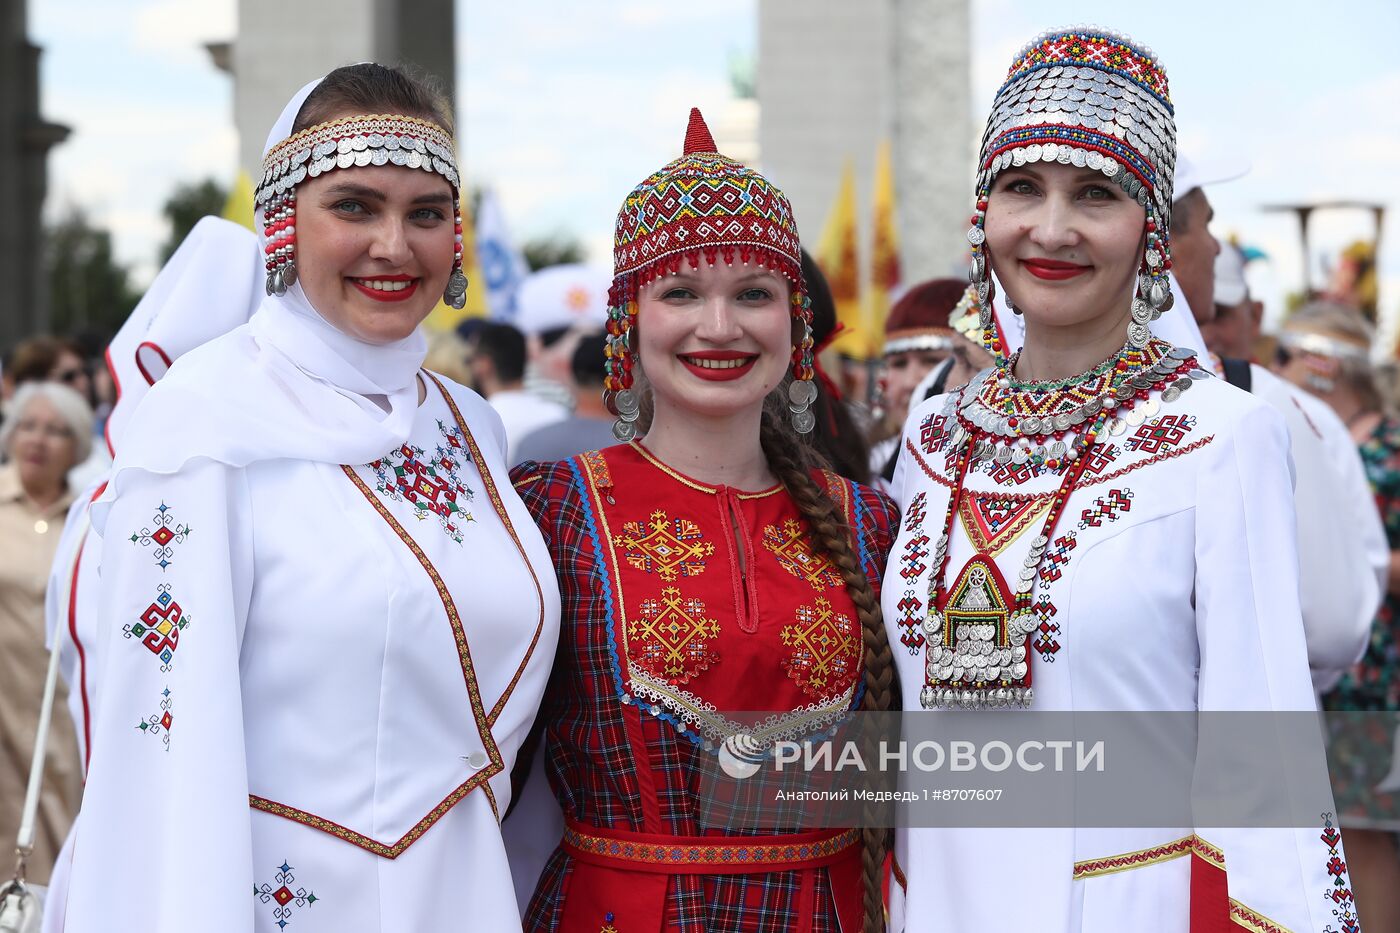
[1188, 368, 1210, 380]
[351, 135, 368, 152]
[922, 613, 943, 636]
[793, 409, 817, 434]
[1125, 408, 1145, 427]
[353, 149, 372, 167]
[1115, 384, 1135, 400]
[1130, 299, 1154, 325]
[1173, 377, 1193, 393]
[612, 419, 638, 442]
[1127, 322, 1152, 346]
[995, 446, 1013, 464]
[1161, 386, 1182, 404]
[1169, 346, 1196, 360]
[337, 137, 354, 154]
[336, 151, 355, 170]
[371, 149, 389, 166]
[967, 226, 986, 246]
[1109, 418, 1127, 436]
[615, 389, 641, 416]
[1046, 441, 1067, 459]
[406, 150, 423, 169]
[1019, 415, 1039, 434]
[788, 379, 818, 407]
[1012, 662, 1028, 679]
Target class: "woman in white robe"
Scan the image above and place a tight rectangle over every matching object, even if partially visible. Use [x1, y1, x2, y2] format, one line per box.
[57, 65, 559, 932]
[884, 27, 1356, 932]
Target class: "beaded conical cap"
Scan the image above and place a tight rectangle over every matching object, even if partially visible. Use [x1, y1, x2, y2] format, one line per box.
[978, 27, 1176, 227]
[611, 108, 803, 282]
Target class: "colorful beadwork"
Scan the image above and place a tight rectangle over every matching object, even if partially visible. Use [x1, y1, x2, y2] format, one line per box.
[1030, 597, 1060, 661]
[958, 493, 1053, 556]
[1004, 30, 1170, 103]
[629, 586, 721, 683]
[367, 419, 476, 544]
[253, 861, 319, 930]
[920, 414, 950, 455]
[135, 686, 173, 751]
[122, 584, 190, 670]
[762, 518, 842, 590]
[614, 509, 714, 581]
[128, 501, 191, 571]
[780, 596, 860, 699]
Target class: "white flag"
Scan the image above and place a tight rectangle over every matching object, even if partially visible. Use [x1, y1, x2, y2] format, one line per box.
[474, 189, 530, 321]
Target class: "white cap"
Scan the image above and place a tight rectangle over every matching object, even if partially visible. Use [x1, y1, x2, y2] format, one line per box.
[1214, 243, 1249, 307]
[1172, 152, 1250, 203]
[514, 264, 612, 335]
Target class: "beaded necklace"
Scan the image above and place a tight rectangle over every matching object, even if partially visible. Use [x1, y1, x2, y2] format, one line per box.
[919, 338, 1202, 709]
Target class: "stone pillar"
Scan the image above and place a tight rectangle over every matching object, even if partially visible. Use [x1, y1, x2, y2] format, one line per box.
[893, 0, 972, 283]
[1, 0, 70, 345]
[234, 0, 455, 178]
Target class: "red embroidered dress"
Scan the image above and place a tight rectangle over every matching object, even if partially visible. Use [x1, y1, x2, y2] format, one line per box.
[511, 442, 897, 933]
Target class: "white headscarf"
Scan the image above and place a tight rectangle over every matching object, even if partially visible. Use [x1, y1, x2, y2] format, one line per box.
[94, 74, 435, 532]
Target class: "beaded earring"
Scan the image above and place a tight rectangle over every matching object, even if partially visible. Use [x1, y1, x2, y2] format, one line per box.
[604, 279, 641, 441]
[965, 182, 1009, 369]
[1128, 207, 1173, 348]
[263, 191, 297, 296]
[788, 290, 817, 434]
[444, 209, 469, 309]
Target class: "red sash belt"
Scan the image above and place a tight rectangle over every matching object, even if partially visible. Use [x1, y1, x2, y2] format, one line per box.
[561, 819, 862, 875]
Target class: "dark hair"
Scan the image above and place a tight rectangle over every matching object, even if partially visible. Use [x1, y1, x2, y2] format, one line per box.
[570, 333, 608, 387]
[757, 393, 894, 933]
[8, 335, 85, 386]
[471, 322, 527, 384]
[801, 250, 872, 484]
[293, 63, 453, 135]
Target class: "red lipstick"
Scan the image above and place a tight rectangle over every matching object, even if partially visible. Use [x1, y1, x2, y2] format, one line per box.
[678, 349, 759, 382]
[350, 273, 421, 302]
[1022, 259, 1091, 281]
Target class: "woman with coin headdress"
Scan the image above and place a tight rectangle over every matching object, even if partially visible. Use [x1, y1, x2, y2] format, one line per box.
[59, 64, 559, 932]
[509, 109, 899, 933]
[883, 27, 1355, 931]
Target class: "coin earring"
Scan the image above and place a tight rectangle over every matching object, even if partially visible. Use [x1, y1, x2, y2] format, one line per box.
[1128, 207, 1173, 349]
[788, 291, 817, 434]
[967, 182, 1007, 367]
[444, 210, 468, 310]
[604, 282, 642, 441]
[263, 190, 297, 296]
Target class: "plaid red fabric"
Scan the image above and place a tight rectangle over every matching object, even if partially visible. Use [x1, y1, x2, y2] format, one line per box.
[511, 446, 897, 933]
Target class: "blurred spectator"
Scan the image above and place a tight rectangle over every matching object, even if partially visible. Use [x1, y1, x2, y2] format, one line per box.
[515, 333, 616, 464]
[869, 279, 981, 478]
[1200, 244, 1263, 361]
[8, 335, 93, 406]
[515, 264, 612, 412]
[1278, 302, 1400, 927]
[467, 321, 567, 462]
[0, 381, 89, 883]
[423, 329, 474, 389]
[801, 250, 872, 484]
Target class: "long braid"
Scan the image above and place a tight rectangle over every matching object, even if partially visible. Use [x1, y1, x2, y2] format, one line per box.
[759, 402, 895, 933]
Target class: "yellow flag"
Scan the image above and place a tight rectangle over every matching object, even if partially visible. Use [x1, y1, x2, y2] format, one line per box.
[866, 140, 901, 355]
[425, 187, 490, 331]
[221, 171, 256, 231]
[816, 160, 867, 358]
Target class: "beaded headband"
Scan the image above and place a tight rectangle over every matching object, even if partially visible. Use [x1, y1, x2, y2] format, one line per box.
[967, 27, 1177, 353]
[1277, 330, 1371, 364]
[604, 108, 817, 439]
[254, 113, 467, 306]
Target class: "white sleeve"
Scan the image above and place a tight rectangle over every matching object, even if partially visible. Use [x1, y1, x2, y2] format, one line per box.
[1274, 387, 1383, 687]
[1193, 403, 1351, 932]
[63, 460, 256, 932]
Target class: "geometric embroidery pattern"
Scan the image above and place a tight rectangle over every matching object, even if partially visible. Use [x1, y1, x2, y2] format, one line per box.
[1125, 414, 1197, 454]
[920, 414, 949, 454]
[780, 596, 860, 699]
[1080, 443, 1120, 476]
[121, 584, 191, 671]
[129, 501, 191, 570]
[629, 586, 720, 684]
[1039, 532, 1078, 584]
[1320, 813, 1359, 933]
[135, 685, 173, 751]
[959, 492, 1053, 556]
[897, 493, 929, 654]
[1078, 488, 1134, 529]
[1031, 596, 1061, 661]
[614, 509, 714, 582]
[253, 861, 319, 930]
[984, 459, 1037, 487]
[368, 418, 477, 545]
[762, 518, 842, 590]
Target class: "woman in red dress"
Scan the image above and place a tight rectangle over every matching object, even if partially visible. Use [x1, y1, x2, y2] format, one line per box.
[510, 109, 898, 933]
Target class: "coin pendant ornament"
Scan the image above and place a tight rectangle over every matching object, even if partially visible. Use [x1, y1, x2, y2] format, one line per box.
[788, 379, 818, 408]
[612, 418, 638, 442]
[443, 269, 468, 310]
[1127, 322, 1152, 348]
[614, 389, 641, 417]
[792, 408, 816, 435]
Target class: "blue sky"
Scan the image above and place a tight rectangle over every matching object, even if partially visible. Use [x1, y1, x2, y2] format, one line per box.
[33, 0, 1400, 335]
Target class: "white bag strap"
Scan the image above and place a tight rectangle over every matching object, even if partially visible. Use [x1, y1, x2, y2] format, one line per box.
[13, 509, 89, 882]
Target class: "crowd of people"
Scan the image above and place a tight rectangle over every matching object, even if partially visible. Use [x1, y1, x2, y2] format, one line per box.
[0, 24, 1395, 933]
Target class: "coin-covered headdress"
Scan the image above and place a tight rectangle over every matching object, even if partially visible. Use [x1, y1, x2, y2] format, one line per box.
[255, 112, 468, 309]
[967, 27, 1177, 353]
[604, 108, 816, 439]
